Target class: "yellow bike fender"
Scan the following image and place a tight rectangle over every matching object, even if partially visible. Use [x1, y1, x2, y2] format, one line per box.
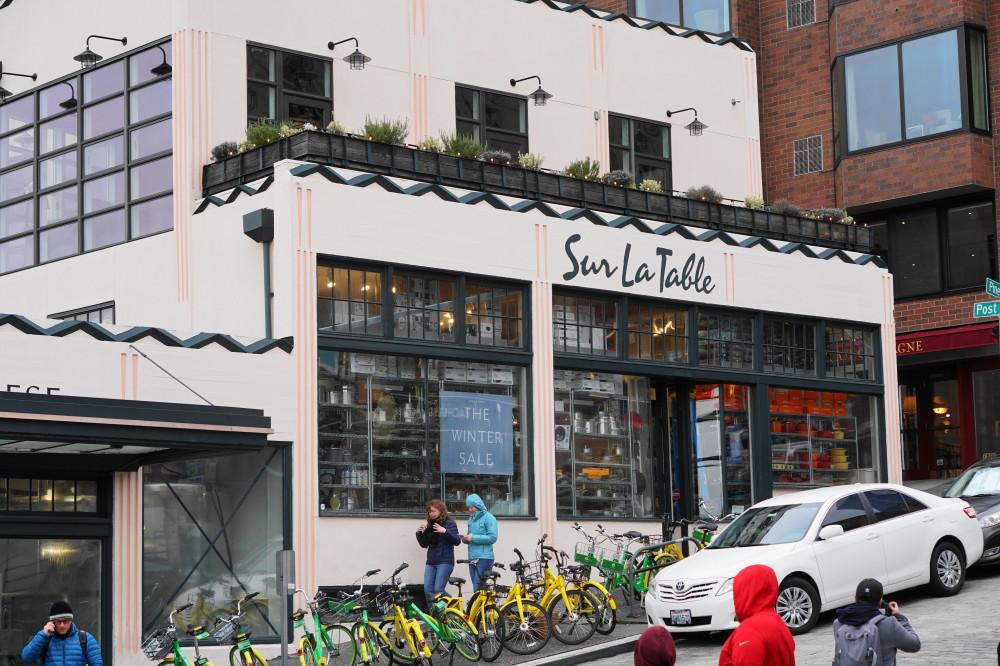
[585, 581, 617, 610]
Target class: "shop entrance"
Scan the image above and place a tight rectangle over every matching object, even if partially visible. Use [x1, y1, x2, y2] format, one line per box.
[899, 367, 963, 480]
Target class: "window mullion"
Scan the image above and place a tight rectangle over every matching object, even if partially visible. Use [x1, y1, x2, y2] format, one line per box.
[896, 43, 906, 144]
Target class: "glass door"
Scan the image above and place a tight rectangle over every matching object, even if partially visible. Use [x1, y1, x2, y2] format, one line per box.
[692, 384, 752, 518]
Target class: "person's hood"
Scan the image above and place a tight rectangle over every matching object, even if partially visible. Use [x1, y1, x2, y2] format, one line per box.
[466, 493, 488, 514]
[836, 602, 882, 627]
[732, 564, 779, 622]
[633, 626, 676, 666]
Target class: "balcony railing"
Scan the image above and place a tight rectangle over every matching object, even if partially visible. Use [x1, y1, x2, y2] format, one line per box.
[202, 131, 872, 252]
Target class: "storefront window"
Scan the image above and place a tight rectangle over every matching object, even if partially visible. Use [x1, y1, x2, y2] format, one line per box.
[825, 324, 876, 380]
[0, 477, 99, 513]
[628, 301, 687, 363]
[553, 291, 617, 357]
[143, 449, 285, 640]
[317, 265, 383, 335]
[318, 351, 528, 516]
[930, 378, 961, 476]
[769, 388, 879, 489]
[698, 311, 753, 369]
[464, 281, 523, 348]
[693, 385, 751, 517]
[554, 370, 655, 518]
[900, 383, 919, 471]
[763, 317, 815, 375]
[973, 370, 1000, 460]
[393, 273, 456, 341]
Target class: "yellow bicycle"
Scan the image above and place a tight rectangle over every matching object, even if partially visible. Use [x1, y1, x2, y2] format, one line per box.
[525, 541, 601, 645]
[378, 564, 434, 666]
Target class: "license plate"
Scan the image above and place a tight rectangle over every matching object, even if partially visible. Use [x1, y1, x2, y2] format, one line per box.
[670, 609, 692, 626]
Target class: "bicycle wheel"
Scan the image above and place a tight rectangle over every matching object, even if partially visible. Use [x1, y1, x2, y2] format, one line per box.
[353, 623, 392, 666]
[378, 619, 417, 663]
[548, 588, 599, 645]
[323, 624, 357, 666]
[499, 599, 550, 655]
[228, 648, 266, 666]
[300, 637, 317, 666]
[587, 586, 617, 635]
[440, 609, 480, 662]
[475, 604, 504, 663]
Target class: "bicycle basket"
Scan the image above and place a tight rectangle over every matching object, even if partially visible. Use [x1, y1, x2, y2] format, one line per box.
[573, 542, 600, 567]
[211, 620, 237, 643]
[320, 595, 364, 624]
[520, 560, 545, 584]
[373, 590, 395, 616]
[141, 631, 172, 661]
[599, 547, 627, 574]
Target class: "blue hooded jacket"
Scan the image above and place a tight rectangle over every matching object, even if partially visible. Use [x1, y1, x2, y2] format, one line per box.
[21, 624, 103, 666]
[464, 494, 498, 560]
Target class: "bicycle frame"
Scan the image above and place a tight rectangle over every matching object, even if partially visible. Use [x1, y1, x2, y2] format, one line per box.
[170, 607, 212, 666]
[292, 589, 337, 665]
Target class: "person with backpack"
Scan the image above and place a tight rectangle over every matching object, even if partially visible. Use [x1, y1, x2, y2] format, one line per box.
[718, 564, 795, 665]
[832, 578, 920, 666]
[21, 601, 103, 666]
[461, 493, 498, 591]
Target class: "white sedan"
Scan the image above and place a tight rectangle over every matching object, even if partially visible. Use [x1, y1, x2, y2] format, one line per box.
[645, 483, 984, 635]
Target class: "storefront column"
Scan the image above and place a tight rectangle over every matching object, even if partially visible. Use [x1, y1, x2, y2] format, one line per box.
[113, 471, 142, 665]
[531, 224, 557, 540]
[880, 275, 902, 483]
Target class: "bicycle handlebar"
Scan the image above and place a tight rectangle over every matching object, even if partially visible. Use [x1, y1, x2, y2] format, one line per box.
[392, 562, 409, 577]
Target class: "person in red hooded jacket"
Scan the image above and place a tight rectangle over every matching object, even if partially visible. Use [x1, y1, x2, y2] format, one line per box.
[718, 564, 796, 666]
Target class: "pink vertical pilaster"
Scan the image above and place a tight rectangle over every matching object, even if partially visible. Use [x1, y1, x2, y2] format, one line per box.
[532, 224, 557, 542]
[113, 471, 142, 660]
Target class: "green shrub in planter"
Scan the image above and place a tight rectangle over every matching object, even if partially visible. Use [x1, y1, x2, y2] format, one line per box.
[363, 117, 409, 145]
[744, 195, 764, 210]
[603, 169, 633, 187]
[639, 179, 663, 193]
[211, 142, 238, 162]
[564, 157, 601, 180]
[685, 184, 723, 203]
[517, 152, 544, 170]
[769, 199, 801, 216]
[325, 120, 347, 136]
[482, 149, 513, 164]
[244, 122, 282, 148]
[418, 136, 443, 152]
[440, 132, 485, 159]
[811, 207, 854, 224]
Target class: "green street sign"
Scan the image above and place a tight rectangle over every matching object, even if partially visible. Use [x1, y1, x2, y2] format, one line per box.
[987, 277, 1000, 299]
[973, 300, 1000, 318]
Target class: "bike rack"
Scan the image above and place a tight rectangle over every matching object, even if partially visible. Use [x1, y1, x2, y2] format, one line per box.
[622, 536, 707, 616]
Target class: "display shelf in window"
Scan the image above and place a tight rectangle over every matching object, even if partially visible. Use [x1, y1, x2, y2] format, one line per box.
[770, 414, 862, 488]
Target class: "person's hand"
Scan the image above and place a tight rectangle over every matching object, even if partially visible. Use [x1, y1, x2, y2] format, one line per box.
[432, 523, 446, 534]
[887, 601, 900, 615]
[462, 535, 473, 543]
[416, 523, 427, 533]
[43, 622, 55, 636]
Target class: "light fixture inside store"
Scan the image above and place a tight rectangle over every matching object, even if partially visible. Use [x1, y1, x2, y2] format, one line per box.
[666, 107, 708, 136]
[0, 61, 37, 102]
[509, 75, 553, 106]
[328, 37, 371, 70]
[73, 34, 127, 69]
[57, 81, 77, 110]
[150, 44, 172, 76]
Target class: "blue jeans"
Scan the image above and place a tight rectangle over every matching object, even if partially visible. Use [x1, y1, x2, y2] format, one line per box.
[469, 558, 494, 592]
[424, 562, 455, 608]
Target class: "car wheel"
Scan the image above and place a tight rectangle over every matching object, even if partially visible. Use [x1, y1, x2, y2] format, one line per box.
[776, 576, 820, 635]
[929, 541, 965, 596]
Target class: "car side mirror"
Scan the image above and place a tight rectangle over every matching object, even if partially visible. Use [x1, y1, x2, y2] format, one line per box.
[818, 524, 845, 541]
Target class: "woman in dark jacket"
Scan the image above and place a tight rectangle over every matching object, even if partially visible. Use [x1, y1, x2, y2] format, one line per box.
[416, 499, 461, 607]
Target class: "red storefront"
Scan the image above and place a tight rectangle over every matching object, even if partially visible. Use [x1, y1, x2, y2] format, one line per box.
[896, 323, 1000, 481]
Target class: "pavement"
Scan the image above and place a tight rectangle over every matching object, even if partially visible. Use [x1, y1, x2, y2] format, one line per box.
[583, 565, 1000, 666]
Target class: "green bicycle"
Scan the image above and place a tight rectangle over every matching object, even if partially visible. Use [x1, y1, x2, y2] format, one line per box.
[142, 604, 217, 666]
[291, 588, 357, 666]
[211, 591, 269, 666]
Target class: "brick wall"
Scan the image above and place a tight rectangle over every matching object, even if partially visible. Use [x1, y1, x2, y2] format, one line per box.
[894, 292, 984, 333]
[829, 0, 986, 55]
[578, 0, 628, 13]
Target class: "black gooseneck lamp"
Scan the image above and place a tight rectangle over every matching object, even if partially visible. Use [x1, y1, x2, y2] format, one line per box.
[0, 61, 37, 102]
[57, 81, 78, 110]
[510, 75, 553, 106]
[666, 107, 708, 136]
[73, 34, 128, 69]
[150, 44, 172, 76]
[328, 37, 371, 70]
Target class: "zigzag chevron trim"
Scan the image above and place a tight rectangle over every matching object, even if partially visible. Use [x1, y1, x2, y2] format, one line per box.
[0, 314, 294, 354]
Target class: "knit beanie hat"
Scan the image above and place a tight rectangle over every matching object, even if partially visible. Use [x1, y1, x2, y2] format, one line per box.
[49, 601, 74, 621]
[633, 626, 676, 666]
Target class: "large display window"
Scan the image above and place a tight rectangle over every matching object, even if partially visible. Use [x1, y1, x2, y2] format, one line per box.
[554, 370, 655, 519]
[693, 384, 752, 517]
[318, 351, 528, 516]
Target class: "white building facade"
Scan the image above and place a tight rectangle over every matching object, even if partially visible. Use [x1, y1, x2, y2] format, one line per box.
[0, 1, 894, 664]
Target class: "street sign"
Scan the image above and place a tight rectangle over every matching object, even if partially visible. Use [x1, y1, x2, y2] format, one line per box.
[987, 277, 1000, 299]
[973, 300, 1000, 318]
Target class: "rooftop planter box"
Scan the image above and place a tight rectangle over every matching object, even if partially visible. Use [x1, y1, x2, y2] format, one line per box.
[202, 131, 873, 252]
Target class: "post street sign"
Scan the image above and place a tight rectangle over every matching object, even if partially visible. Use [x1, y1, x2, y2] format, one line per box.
[973, 300, 1000, 318]
[987, 277, 1000, 299]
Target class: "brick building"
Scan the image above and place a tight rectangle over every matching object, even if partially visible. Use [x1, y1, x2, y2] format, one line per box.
[581, 0, 1000, 481]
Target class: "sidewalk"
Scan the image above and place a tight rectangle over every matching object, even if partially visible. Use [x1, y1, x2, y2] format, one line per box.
[490, 620, 645, 666]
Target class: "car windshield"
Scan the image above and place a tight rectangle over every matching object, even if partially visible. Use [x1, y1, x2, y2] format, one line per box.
[945, 466, 1000, 498]
[709, 503, 821, 548]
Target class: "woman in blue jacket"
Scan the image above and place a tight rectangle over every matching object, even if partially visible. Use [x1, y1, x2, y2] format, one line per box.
[416, 499, 462, 606]
[461, 493, 498, 591]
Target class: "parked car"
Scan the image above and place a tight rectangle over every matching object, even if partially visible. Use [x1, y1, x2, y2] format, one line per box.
[646, 483, 983, 635]
[944, 456, 1000, 565]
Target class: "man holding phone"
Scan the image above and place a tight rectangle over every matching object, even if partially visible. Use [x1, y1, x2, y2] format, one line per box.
[832, 579, 920, 665]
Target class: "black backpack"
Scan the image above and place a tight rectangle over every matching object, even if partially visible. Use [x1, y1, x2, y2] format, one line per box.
[38, 630, 89, 666]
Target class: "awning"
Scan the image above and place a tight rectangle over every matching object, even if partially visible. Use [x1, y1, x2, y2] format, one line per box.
[895, 321, 998, 358]
[0, 392, 273, 473]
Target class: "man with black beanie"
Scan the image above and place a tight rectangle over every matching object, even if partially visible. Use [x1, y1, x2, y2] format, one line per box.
[21, 601, 103, 666]
[832, 579, 920, 666]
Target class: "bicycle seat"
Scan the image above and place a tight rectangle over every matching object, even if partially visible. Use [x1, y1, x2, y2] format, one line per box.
[622, 530, 643, 539]
[700, 522, 719, 532]
[185, 626, 205, 637]
[566, 565, 589, 575]
[484, 572, 501, 580]
[448, 577, 466, 586]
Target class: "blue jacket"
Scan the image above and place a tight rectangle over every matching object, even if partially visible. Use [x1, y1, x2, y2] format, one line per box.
[22, 624, 103, 666]
[465, 494, 498, 560]
[416, 518, 461, 565]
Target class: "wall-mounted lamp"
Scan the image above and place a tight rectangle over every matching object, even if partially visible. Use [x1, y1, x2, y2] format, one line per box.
[73, 34, 127, 69]
[150, 44, 172, 76]
[57, 81, 77, 110]
[731, 98, 742, 106]
[328, 37, 371, 70]
[510, 75, 552, 106]
[666, 107, 708, 136]
[0, 61, 37, 102]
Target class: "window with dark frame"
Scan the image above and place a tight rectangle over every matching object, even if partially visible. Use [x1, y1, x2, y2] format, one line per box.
[465, 281, 524, 349]
[50, 301, 115, 325]
[0, 40, 173, 276]
[247, 44, 332, 126]
[825, 324, 876, 380]
[763, 317, 816, 375]
[786, 0, 816, 28]
[392, 272, 456, 342]
[317, 264, 383, 336]
[553, 291, 618, 357]
[455, 85, 528, 156]
[698, 311, 754, 369]
[793, 135, 822, 176]
[609, 114, 672, 191]
[629, 0, 731, 34]
[834, 26, 990, 157]
[627, 301, 688, 363]
[0, 477, 99, 513]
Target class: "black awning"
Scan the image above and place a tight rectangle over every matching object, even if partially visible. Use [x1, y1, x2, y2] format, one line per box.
[0, 392, 274, 473]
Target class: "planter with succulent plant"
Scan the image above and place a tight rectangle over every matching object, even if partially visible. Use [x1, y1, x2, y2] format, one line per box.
[517, 152, 544, 170]
[603, 169, 633, 188]
[638, 179, 663, 193]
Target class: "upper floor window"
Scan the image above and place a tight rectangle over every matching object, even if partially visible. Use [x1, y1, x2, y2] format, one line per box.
[825, 324, 876, 380]
[835, 27, 989, 156]
[609, 114, 671, 192]
[764, 317, 816, 376]
[50, 301, 115, 324]
[786, 0, 815, 28]
[630, 0, 730, 34]
[866, 200, 996, 299]
[698, 311, 753, 369]
[247, 44, 332, 126]
[0, 478, 99, 513]
[455, 85, 528, 156]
